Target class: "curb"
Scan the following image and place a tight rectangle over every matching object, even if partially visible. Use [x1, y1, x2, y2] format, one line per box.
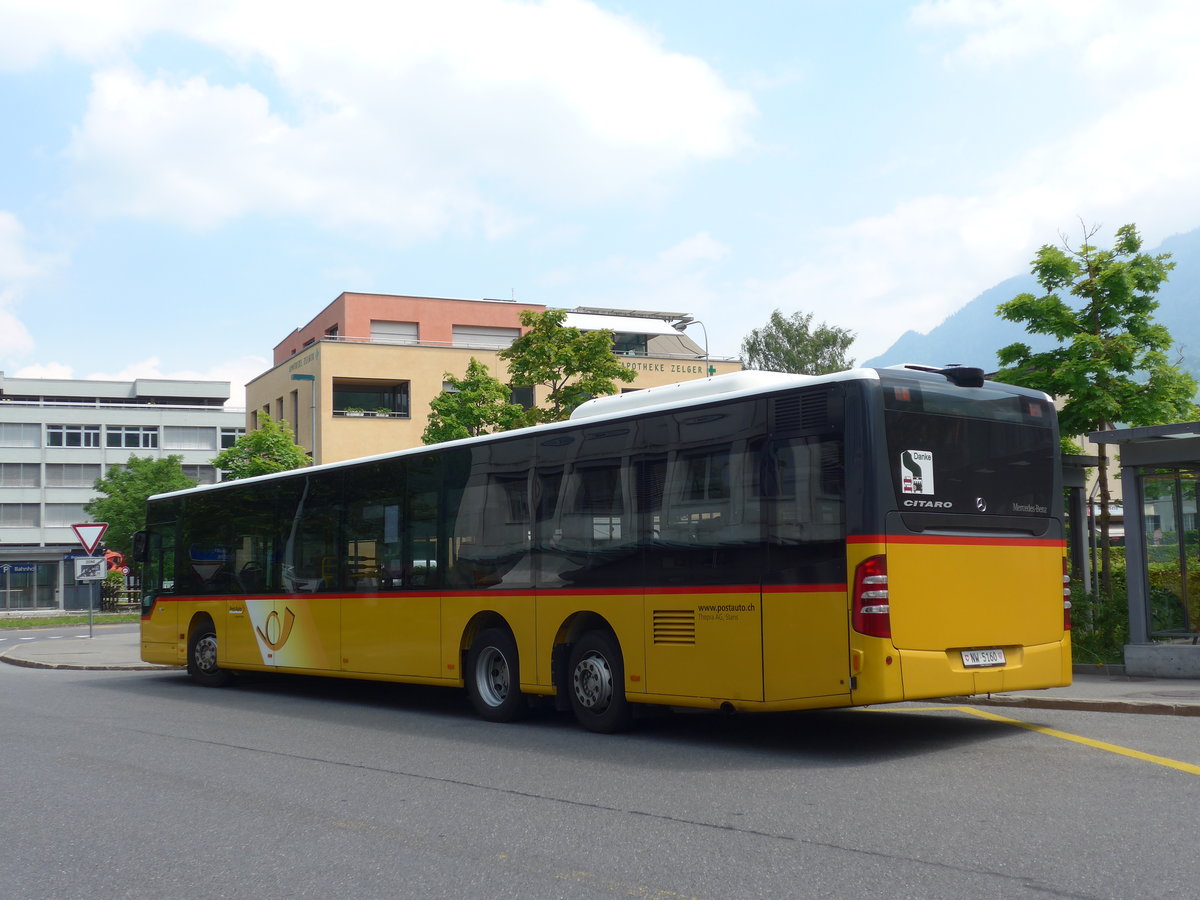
[934, 694, 1200, 717]
[0, 646, 180, 673]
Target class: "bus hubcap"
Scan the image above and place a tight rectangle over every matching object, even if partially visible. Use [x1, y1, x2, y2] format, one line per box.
[573, 653, 612, 710]
[195, 634, 218, 673]
[476, 647, 510, 707]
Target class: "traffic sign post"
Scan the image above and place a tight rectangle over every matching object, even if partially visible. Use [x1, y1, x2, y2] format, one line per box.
[71, 523, 109, 637]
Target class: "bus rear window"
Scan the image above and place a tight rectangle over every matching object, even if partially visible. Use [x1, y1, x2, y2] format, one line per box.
[883, 383, 1056, 518]
[884, 381, 1052, 424]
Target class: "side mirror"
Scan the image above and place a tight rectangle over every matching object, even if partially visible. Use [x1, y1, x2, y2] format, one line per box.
[131, 531, 149, 563]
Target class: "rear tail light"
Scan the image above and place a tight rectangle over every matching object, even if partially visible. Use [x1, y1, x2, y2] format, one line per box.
[1062, 558, 1072, 631]
[853, 554, 891, 638]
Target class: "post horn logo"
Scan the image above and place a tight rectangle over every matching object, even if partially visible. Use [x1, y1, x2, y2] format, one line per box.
[257, 607, 296, 651]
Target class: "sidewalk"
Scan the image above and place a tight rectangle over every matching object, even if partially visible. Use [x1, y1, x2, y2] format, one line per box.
[3, 630, 1200, 715]
[0, 628, 177, 672]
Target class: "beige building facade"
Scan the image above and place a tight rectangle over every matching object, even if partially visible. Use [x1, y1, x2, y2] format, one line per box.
[247, 292, 741, 464]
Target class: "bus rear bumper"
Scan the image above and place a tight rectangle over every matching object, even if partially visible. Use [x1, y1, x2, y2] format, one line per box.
[899, 639, 1072, 700]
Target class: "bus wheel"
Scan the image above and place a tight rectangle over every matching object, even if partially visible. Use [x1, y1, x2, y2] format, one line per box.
[466, 627, 526, 723]
[187, 625, 231, 687]
[568, 630, 633, 733]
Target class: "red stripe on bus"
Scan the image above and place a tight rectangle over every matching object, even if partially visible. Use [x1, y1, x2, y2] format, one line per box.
[848, 534, 1064, 548]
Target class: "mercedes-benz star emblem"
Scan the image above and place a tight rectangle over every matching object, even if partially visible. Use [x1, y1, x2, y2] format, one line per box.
[975, 497, 988, 512]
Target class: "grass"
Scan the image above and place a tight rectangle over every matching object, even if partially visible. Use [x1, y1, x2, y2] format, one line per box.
[0, 613, 139, 628]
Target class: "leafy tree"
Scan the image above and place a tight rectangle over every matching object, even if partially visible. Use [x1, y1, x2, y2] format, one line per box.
[739, 309, 855, 374]
[212, 412, 310, 480]
[499, 309, 636, 423]
[84, 455, 197, 557]
[422, 357, 526, 444]
[995, 222, 1198, 596]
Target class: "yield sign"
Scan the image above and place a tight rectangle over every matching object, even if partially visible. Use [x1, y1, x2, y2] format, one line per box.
[71, 522, 108, 555]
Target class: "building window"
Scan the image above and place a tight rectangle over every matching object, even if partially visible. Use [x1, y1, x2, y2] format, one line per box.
[45, 464, 101, 487]
[106, 426, 159, 449]
[0, 423, 40, 448]
[182, 464, 219, 485]
[45, 503, 89, 527]
[370, 320, 419, 344]
[163, 426, 217, 451]
[333, 379, 410, 417]
[221, 428, 244, 448]
[0, 503, 39, 527]
[510, 386, 535, 409]
[47, 425, 100, 448]
[0, 463, 40, 487]
[612, 334, 648, 356]
[451, 325, 520, 349]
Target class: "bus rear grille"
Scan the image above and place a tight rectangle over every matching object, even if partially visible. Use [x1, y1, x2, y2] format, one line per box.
[653, 609, 696, 645]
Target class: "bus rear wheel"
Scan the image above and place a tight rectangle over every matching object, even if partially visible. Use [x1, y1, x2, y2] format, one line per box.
[187, 625, 231, 687]
[466, 627, 526, 723]
[568, 630, 633, 733]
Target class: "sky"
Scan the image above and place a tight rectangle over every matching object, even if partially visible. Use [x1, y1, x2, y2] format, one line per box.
[3, 0, 1200, 408]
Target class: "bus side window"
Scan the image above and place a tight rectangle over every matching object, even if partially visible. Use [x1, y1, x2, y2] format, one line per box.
[450, 468, 531, 589]
[344, 462, 402, 591]
[760, 436, 845, 543]
[663, 445, 732, 543]
[561, 462, 626, 551]
[281, 475, 342, 593]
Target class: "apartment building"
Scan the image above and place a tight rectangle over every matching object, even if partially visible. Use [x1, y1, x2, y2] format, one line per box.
[0, 374, 244, 611]
[247, 292, 740, 464]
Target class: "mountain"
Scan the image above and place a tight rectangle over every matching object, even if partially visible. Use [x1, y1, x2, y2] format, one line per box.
[864, 226, 1200, 384]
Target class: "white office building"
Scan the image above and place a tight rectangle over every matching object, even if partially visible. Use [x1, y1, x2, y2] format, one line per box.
[0, 373, 244, 611]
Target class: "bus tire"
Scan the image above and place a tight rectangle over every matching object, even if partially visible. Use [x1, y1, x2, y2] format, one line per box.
[568, 630, 633, 733]
[187, 624, 231, 687]
[466, 627, 527, 723]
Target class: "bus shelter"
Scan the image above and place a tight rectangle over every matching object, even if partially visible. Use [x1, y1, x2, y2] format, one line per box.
[1089, 421, 1200, 676]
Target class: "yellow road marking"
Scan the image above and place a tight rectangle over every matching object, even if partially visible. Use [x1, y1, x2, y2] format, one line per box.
[889, 706, 1200, 777]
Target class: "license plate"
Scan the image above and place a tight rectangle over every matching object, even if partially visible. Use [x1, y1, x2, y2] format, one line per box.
[961, 648, 1006, 668]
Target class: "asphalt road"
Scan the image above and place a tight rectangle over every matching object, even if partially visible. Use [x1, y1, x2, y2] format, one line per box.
[2, 656, 1198, 899]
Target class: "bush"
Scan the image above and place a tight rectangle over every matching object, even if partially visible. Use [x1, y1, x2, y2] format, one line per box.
[1069, 584, 1129, 665]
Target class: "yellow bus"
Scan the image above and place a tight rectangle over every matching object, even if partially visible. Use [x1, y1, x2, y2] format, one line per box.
[135, 366, 1070, 732]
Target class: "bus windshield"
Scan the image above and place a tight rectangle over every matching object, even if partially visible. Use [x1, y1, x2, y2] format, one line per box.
[882, 379, 1057, 518]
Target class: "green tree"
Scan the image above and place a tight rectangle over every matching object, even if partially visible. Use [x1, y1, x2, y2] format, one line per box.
[422, 357, 526, 444]
[739, 309, 855, 374]
[996, 222, 1198, 596]
[499, 309, 636, 423]
[84, 455, 197, 557]
[212, 412, 310, 480]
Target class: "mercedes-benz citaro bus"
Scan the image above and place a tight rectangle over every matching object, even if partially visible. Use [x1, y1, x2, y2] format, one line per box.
[134, 365, 1070, 732]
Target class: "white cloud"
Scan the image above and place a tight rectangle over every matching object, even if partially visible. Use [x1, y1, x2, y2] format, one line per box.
[0, 211, 57, 358]
[913, 0, 1199, 86]
[49, 0, 753, 239]
[583, 231, 731, 313]
[0, 0, 179, 69]
[15, 354, 267, 409]
[742, 0, 1200, 361]
[11, 362, 75, 379]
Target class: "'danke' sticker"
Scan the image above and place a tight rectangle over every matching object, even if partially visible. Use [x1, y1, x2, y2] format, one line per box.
[900, 450, 934, 494]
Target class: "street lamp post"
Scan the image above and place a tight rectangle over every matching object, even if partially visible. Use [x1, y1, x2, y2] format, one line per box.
[672, 317, 709, 362]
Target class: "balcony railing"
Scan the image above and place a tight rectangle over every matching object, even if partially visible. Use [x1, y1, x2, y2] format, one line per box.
[293, 334, 737, 362]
